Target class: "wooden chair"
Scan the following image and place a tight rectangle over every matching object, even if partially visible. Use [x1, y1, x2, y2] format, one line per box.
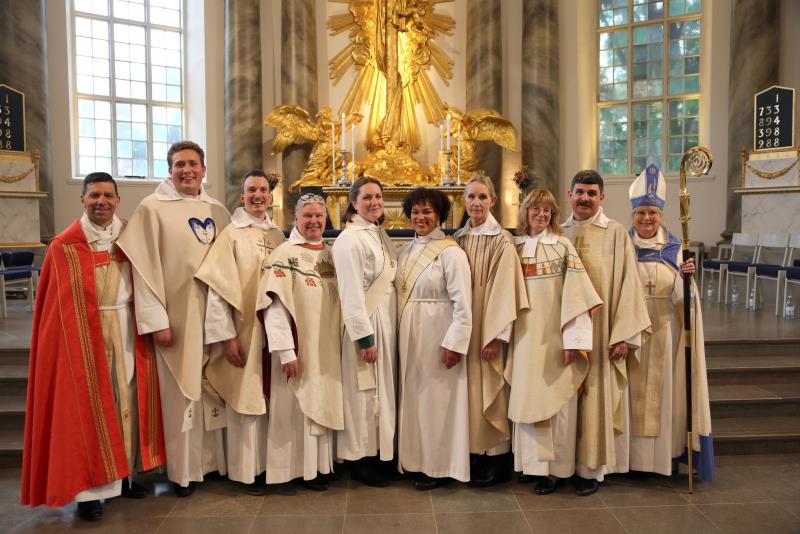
[0, 251, 36, 318]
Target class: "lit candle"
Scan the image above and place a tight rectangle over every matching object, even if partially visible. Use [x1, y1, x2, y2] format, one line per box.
[446, 114, 451, 151]
[439, 125, 444, 153]
[351, 124, 355, 180]
[331, 124, 336, 186]
[341, 113, 346, 151]
[457, 123, 461, 185]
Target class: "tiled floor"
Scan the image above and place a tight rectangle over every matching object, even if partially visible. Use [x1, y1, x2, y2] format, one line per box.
[3, 458, 800, 534]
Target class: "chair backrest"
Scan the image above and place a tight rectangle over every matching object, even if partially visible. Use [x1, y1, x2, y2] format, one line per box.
[1, 251, 34, 268]
[755, 234, 790, 266]
[787, 234, 800, 265]
[730, 233, 759, 262]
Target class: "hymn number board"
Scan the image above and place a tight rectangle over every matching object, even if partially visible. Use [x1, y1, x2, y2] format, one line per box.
[0, 85, 26, 153]
[753, 85, 795, 152]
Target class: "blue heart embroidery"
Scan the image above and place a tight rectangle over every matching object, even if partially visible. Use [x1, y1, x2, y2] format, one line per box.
[188, 217, 217, 245]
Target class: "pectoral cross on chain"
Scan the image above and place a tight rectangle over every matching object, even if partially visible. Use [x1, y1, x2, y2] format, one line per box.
[257, 236, 271, 257]
[211, 407, 220, 417]
[645, 279, 656, 295]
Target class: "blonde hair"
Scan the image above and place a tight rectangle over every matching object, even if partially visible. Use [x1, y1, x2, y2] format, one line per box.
[464, 175, 496, 199]
[517, 188, 562, 236]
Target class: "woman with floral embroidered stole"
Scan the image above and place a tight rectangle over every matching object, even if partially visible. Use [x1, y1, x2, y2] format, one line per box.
[505, 189, 602, 495]
[454, 175, 528, 486]
[396, 188, 472, 490]
[627, 165, 713, 482]
[331, 177, 398, 487]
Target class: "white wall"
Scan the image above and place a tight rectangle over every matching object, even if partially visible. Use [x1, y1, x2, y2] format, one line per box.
[559, 0, 731, 248]
[46, 0, 226, 231]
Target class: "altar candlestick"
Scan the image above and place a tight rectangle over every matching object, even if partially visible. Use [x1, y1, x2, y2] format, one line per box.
[351, 124, 355, 180]
[341, 113, 346, 151]
[331, 125, 336, 185]
[439, 125, 444, 153]
[457, 124, 461, 185]
[446, 114, 451, 151]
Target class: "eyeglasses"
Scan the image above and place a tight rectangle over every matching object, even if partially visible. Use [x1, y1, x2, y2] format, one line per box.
[529, 206, 552, 215]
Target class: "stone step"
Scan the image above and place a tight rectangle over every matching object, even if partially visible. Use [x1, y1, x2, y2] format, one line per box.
[710, 384, 800, 417]
[0, 348, 31, 366]
[0, 365, 28, 396]
[705, 339, 800, 359]
[713, 416, 800, 455]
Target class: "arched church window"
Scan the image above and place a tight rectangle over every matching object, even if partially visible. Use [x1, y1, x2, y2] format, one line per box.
[70, 0, 184, 180]
[597, 0, 701, 176]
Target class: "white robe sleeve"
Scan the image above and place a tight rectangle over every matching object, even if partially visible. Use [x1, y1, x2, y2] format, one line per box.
[263, 298, 297, 363]
[331, 231, 374, 341]
[204, 287, 236, 344]
[132, 269, 169, 334]
[624, 332, 642, 349]
[562, 312, 593, 351]
[440, 247, 473, 355]
[495, 323, 512, 344]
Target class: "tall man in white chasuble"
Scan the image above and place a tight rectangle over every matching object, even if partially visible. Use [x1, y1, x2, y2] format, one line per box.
[195, 171, 286, 493]
[257, 194, 344, 491]
[332, 177, 398, 487]
[118, 141, 230, 497]
[396, 188, 472, 490]
[505, 189, 602, 496]
[561, 170, 650, 496]
[21, 173, 165, 522]
[627, 164, 713, 481]
[454, 176, 528, 486]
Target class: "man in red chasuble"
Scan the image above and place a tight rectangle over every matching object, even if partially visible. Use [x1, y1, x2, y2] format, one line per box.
[20, 173, 166, 521]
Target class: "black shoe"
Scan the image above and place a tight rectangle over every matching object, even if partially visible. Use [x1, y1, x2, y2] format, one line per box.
[469, 454, 512, 488]
[351, 462, 390, 487]
[77, 500, 103, 521]
[414, 475, 449, 491]
[244, 480, 267, 496]
[376, 459, 403, 481]
[203, 470, 226, 480]
[534, 477, 560, 495]
[574, 476, 598, 496]
[518, 473, 538, 484]
[173, 481, 196, 497]
[323, 470, 342, 482]
[300, 475, 329, 491]
[121, 478, 148, 499]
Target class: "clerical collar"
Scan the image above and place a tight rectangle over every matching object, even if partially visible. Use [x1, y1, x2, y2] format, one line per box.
[80, 212, 122, 245]
[231, 207, 277, 230]
[414, 227, 445, 244]
[288, 226, 323, 246]
[519, 229, 557, 257]
[463, 213, 502, 236]
[154, 178, 218, 204]
[632, 226, 666, 249]
[563, 207, 610, 229]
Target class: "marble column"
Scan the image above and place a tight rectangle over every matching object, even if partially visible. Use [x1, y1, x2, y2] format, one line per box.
[0, 0, 53, 240]
[725, 0, 780, 239]
[279, 0, 318, 224]
[466, 0, 504, 220]
[224, 0, 263, 211]
[522, 0, 559, 196]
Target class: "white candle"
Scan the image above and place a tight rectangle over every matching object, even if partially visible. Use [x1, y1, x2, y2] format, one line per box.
[439, 125, 444, 153]
[446, 114, 451, 150]
[457, 123, 461, 185]
[341, 113, 346, 151]
[331, 125, 336, 185]
[351, 124, 355, 180]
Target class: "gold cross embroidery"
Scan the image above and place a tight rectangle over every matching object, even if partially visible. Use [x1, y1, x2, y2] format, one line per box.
[257, 235, 272, 257]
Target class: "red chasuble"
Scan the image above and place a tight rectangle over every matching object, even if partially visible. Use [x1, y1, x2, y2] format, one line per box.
[20, 220, 166, 507]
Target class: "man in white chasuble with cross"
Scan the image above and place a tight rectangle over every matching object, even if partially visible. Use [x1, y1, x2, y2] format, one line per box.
[118, 141, 231, 497]
[195, 170, 285, 494]
[561, 170, 650, 496]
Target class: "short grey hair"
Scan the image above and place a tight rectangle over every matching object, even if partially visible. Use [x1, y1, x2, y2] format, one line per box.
[295, 193, 326, 216]
[464, 175, 496, 198]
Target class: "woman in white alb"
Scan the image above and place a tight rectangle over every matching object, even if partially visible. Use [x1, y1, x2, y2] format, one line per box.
[331, 177, 398, 486]
[396, 187, 472, 490]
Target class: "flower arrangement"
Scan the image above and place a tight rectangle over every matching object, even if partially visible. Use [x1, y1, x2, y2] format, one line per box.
[265, 172, 281, 192]
[513, 166, 535, 190]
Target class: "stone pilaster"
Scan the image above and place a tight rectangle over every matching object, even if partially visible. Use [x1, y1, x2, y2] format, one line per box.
[522, 0, 559, 196]
[224, 0, 264, 211]
[725, 0, 780, 238]
[0, 0, 53, 239]
[279, 0, 318, 224]
[466, 0, 504, 219]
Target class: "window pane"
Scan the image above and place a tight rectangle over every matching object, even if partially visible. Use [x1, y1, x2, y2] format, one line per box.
[114, 0, 146, 22]
[74, 17, 110, 96]
[75, 0, 109, 16]
[631, 101, 663, 172]
[632, 0, 663, 22]
[599, 30, 628, 101]
[598, 104, 628, 175]
[632, 23, 663, 98]
[150, 28, 183, 104]
[669, 0, 701, 16]
[150, 0, 182, 28]
[666, 97, 700, 172]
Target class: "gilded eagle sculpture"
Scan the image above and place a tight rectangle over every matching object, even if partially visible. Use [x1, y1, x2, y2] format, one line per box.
[265, 105, 362, 191]
[434, 106, 518, 177]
